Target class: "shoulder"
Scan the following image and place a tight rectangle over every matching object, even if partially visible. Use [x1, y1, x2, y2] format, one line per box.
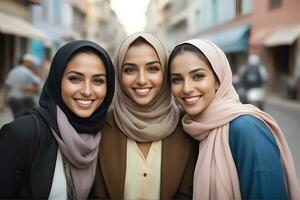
[1, 115, 38, 141]
[0, 115, 40, 160]
[164, 119, 198, 148]
[100, 107, 126, 144]
[102, 107, 119, 134]
[229, 115, 276, 149]
[104, 107, 114, 127]
[229, 114, 271, 138]
[229, 114, 279, 164]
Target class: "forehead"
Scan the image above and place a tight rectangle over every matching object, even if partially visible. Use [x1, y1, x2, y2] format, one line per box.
[170, 51, 212, 74]
[123, 43, 159, 62]
[64, 52, 106, 73]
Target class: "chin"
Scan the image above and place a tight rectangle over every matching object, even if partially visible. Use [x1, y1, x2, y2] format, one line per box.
[75, 112, 93, 118]
[184, 108, 201, 117]
[134, 99, 153, 106]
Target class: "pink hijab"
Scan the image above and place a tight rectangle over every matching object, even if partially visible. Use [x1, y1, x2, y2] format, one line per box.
[177, 39, 300, 199]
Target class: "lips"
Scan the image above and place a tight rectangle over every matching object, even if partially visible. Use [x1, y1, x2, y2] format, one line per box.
[182, 95, 202, 105]
[133, 87, 151, 96]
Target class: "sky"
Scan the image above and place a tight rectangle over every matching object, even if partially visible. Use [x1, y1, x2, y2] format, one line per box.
[110, 0, 151, 35]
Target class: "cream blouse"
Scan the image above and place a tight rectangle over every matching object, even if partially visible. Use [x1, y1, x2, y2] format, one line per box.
[124, 138, 162, 200]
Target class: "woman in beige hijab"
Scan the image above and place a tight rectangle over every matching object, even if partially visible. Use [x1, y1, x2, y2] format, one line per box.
[92, 32, 198, 199]
[169, 39, 300, 199]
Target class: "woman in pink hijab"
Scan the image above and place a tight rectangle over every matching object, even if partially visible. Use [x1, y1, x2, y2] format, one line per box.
[168, 39, 300, 199]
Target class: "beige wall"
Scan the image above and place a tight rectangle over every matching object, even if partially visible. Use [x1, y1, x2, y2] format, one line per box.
[0, 0, 30, 20]
[251, 0, 300, 29]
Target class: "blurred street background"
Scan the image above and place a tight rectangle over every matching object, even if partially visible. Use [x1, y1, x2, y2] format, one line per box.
[0, 0, 300, 182]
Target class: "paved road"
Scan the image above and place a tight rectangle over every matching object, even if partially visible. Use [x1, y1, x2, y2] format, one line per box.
[264, 96, 300, 182]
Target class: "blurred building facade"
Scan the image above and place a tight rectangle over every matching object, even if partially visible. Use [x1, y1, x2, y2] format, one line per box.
[0, 0, 126, 88]
[86, 0, 127, 56]
[249, 0, 300, 99]
[0, 0, 48, 85]
[31, 0, 89, 60]
[146, 0, 300, 100]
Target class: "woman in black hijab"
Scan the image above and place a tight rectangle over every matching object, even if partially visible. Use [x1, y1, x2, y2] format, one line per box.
[0, 40, 115, 199]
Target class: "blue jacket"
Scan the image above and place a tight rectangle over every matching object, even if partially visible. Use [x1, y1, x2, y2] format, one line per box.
[229, 114, 288, 199]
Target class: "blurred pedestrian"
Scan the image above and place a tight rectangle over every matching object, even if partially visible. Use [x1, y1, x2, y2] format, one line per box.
[168, 39, 299, 199]
[0, 40, 115, 199]
[92, 32, 197, 199]
[240, 54, 268, 109]
[0, 54, 41, 118]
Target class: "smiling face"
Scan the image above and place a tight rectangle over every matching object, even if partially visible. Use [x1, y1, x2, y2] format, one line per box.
[61, 51, 107, 118]
[121, 42, 163, 106]
[170, 51, 219, 118]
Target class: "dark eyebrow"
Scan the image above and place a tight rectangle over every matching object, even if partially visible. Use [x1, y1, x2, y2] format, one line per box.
[122, 60, 161, 68]
[146, 61, 161, 66]
[65, 71, 106, 77]
[189, 68, 205, 74]
[170, 68, 205, 76]
[122, 63, 136, 67]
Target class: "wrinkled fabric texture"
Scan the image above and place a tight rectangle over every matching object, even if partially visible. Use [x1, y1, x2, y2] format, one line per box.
[38, 40, 115, 199]
[113, 32, 179, 142]
[51, 106, 101, 200]
[173, 39, 300, 200]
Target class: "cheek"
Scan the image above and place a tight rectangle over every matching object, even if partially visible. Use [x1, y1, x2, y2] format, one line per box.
[171, 85, 181, 97]
[151, 72, 164, 88]
[121, 75, 135, 88]
[61, 80, 72, 99]
[95, 85, 107, 97]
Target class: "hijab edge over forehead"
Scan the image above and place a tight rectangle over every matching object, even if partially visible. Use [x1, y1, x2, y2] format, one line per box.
[175, 39, 225, 83]
[114, 31, 167, 78]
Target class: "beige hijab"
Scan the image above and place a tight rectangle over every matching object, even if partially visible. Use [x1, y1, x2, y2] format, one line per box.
[177, 39, 300, 199]
[113, 32, 179, 142]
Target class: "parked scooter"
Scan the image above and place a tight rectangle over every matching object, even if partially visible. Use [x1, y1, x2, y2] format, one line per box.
[245, 87, 265, 110]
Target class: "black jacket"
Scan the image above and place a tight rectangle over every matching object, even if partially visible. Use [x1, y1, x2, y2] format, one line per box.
[0, 114, 58, 199]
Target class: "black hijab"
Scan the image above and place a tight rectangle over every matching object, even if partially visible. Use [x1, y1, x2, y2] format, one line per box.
[39, 40, 115, 134]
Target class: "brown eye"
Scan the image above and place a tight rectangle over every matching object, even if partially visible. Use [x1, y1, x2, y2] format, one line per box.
[68, 76, 81, 83]
[171, 77, 183, 85]
[93, 78, 106, 85]
[193, 73, 204, 80]
[123, 66, 136, 74]
[148, 66, 160, 73]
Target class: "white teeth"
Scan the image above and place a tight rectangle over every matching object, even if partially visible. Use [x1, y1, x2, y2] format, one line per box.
[135, 88, 150, 95]
[77, 99, 93, 105]
[184, 96, 200, 104]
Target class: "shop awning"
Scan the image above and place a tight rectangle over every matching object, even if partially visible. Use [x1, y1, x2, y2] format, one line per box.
[249, 28, 274, 46]
[0, 12, 50, 44]
[203, 25, 249, 53]
[265, 24, 300, 47]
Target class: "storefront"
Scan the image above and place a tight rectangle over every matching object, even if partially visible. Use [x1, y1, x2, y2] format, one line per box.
[0, 12, 50, 85]
[202, 24, 250, 74]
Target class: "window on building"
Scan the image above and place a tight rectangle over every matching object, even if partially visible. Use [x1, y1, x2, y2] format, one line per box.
[242, 0, 252, 15]
[236, 0, 252, 16]
[212, 0, 218, 24]
[52, 0, 61, 25]
[41, 1, 49, 20]
[269, 0, 282, 9]
[236, 0, 242, 16]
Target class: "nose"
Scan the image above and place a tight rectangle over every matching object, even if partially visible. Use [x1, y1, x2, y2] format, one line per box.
[136, 71, 147, 85]
[183, 79, 194, 95]
[80, 81, 92, 97]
